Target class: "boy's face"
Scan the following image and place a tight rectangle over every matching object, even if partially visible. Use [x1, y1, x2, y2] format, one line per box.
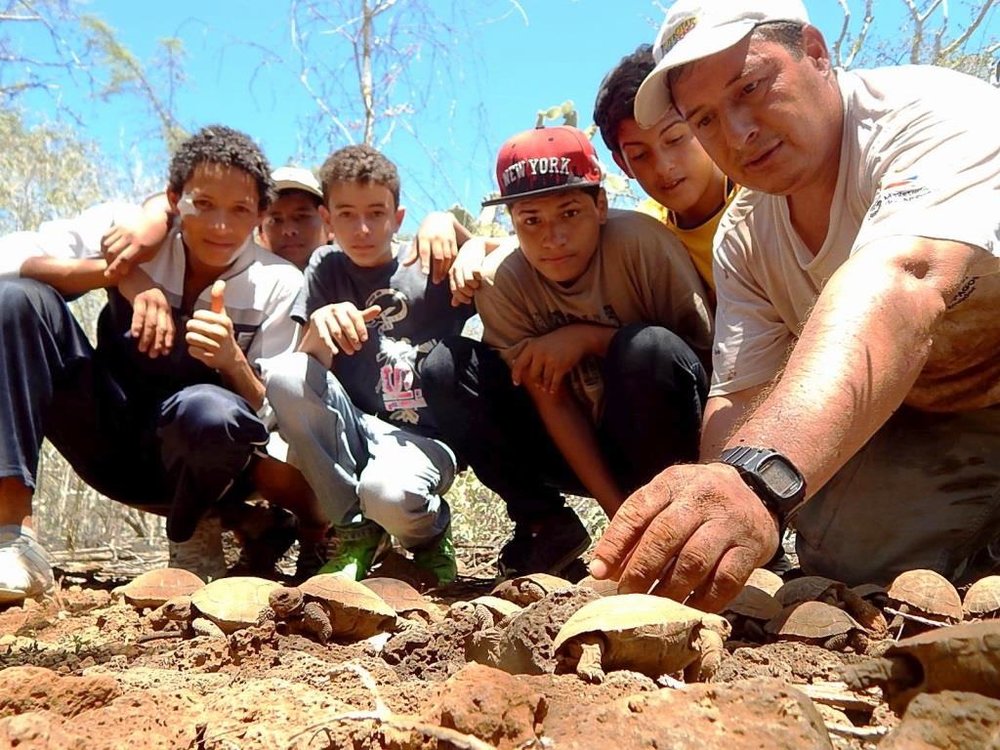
[168, 162, 262, 272]
[613, 110, 723, 224]
[260, 190, 328, 270]
[320, 181, 404, 268]
[509, 188, 608, 284]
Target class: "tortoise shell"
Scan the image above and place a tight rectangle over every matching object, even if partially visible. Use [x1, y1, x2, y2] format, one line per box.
[765, 601, 863, 640]
[492, 573, 573, 606]
[745, 568, 784, 597]
[886, 569, 963, 621]
[362, 577, 437, 617]
[190, 576, 280, 634]
[774, 576, 838, 607]
[576, 575, 621, 597]
[120, 568, 205, 609]
[723, 585, 782, 621]
[963, 576, 1000, 619]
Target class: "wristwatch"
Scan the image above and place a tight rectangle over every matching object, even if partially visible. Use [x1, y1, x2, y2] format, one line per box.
[718, 446, 807, 528]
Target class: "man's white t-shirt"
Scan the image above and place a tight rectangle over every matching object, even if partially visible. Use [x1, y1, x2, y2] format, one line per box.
[711, 65, 1000, 397]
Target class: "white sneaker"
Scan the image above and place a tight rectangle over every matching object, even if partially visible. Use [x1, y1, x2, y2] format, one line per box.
[168, 516, 227, 582]
[0, 525, 54, 603]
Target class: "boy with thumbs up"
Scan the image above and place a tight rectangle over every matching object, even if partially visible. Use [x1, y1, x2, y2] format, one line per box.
[266, 144, 472, 587]
[0, 125, 303, 598]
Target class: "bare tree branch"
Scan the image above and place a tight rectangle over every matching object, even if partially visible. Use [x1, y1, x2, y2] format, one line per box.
[940, 0, 997, 58]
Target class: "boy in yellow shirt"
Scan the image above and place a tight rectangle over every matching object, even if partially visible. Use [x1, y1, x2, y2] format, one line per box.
[594, 43, 737, 296]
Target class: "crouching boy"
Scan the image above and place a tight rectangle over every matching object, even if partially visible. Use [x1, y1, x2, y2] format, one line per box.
[423, 126, 713, 576]
[265, 145, 470, 586]
[0, 125, 302, 598]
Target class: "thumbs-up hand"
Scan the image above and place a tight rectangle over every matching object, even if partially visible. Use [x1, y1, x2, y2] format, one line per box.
[186, 278, 242, 373]
[210, 279, 226, 313]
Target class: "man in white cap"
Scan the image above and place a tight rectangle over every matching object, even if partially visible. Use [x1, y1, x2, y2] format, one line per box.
[259, 166, 330, 270]
[591, 0, 1000, 609]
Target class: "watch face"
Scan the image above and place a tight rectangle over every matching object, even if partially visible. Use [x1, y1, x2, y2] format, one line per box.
[758, 457, 803, 498]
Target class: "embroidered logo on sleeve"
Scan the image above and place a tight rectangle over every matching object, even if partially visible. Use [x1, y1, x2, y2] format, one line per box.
[867, 175, 931, 220]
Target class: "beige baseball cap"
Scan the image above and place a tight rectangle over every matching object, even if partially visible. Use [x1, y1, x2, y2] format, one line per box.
[634, 0, 810, 128]
[271, 166, 323, 199]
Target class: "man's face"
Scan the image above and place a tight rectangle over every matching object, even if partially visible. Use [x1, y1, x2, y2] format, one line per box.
[321, 181, 404, 268]
[168, 163, 262, 272]
[614, 112, 724, 225]
[670, 28, 842, 197]
[260, 190, 328, 270]
[509, 189, 608, 284]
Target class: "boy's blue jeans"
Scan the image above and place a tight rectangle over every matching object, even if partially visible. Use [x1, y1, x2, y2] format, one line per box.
[0, 278, 268, 542]
[264, 351, 454, 549]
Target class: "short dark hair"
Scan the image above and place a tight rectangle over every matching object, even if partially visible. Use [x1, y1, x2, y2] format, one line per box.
[167, 125, 273, 210]
[751, 21, 806, 57]
[593, 44, 656, 154]
[319, 144, 401, 208]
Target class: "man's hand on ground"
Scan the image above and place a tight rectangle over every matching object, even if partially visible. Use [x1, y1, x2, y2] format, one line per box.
[589, 462, 780, 612]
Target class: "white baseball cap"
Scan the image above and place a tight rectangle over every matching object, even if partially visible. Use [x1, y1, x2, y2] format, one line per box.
[271, 166, 323, 200]
[634, 0, 810, 128]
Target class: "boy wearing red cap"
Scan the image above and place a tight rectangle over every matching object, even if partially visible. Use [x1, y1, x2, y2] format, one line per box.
[423, 126, 712, 577]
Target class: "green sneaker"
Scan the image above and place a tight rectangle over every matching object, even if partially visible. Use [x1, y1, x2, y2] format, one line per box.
[412, 525, 457, 587]
[318, 521, 388, 581]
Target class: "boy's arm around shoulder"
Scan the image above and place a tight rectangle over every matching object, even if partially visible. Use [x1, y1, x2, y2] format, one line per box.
[5, 202, 135, 294]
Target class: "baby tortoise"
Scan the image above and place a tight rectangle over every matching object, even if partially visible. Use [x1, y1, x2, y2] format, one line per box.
[886, 569, 963, 635]
[745, 568, 784, 597]
[842, 620, 1000, 713]
[189, 576, 281, 636]
[492, 573, 573, 606]
[119, 568, 205, 610]
[774, 576, 839, 607]
[963, 576, 1000, 620]
[275, 574, 396, 643]
[552, 593, 731, 684]
[722, 585, 782, 642]
[765, 601, 871, 653]
[362, 577, 441, 623]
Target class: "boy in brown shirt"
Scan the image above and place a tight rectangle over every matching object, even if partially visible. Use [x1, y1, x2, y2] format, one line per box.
[423, 126, 712, 577]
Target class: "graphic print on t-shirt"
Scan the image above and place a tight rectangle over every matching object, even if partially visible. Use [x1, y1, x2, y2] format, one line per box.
[366, 286, 432, 425]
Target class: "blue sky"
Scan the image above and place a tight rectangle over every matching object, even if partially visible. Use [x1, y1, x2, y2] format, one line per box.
[16, 0, 998, 229]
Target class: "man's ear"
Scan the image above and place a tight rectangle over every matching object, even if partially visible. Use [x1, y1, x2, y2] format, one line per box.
[394, 206, 406, 231]
[802, 25, 832, 72]
[612, 151, 635, 178]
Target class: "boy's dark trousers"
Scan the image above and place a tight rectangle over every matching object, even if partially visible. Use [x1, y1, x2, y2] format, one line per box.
[422, 323, 709, 526]
[0, 278, 267, 542]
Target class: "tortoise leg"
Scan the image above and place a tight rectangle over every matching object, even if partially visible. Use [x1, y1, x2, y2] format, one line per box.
[823, 633, 849, 651]
[302, 601, 333, 644]
[688, 628, 726, 682]
[574, 635, 606, 684]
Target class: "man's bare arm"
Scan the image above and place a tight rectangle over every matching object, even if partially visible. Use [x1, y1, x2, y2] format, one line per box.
[727, 236, 980, 494]
[699, 386, 766, 460]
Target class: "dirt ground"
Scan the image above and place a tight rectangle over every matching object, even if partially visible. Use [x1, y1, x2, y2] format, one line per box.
[0, 554, 995, 750]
